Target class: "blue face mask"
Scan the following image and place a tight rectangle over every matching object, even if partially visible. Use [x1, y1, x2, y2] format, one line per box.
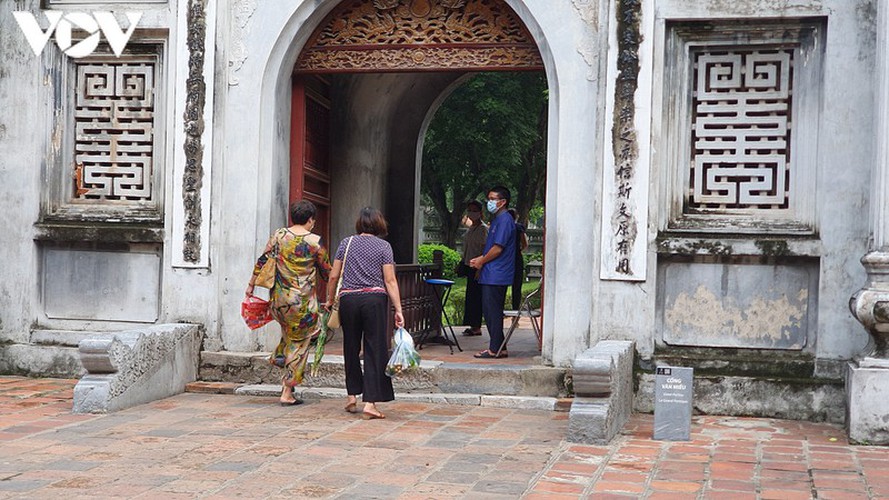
[486, 199, 499, 213]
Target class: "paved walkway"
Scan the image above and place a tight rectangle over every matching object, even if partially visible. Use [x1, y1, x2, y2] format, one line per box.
[1, 376, 888, 499]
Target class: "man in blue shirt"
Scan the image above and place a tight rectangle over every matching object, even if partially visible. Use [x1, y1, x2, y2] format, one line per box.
[469, 186, 517, 359]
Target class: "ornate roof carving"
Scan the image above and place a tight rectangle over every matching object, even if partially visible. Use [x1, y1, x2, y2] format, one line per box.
[296, 0, 543, 72]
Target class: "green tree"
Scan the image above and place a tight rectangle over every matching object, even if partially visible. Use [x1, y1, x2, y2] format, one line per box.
[422, 72, 548, 247]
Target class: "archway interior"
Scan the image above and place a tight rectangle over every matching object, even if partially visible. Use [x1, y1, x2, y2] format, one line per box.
[290, 0, 545, 262]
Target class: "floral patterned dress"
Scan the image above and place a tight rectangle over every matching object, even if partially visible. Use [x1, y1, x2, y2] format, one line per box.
[252, 228, 331, 387]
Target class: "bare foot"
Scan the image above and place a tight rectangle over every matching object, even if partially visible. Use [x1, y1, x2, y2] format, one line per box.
[362, 403, 385, 419]
[280, 385, 299, 405]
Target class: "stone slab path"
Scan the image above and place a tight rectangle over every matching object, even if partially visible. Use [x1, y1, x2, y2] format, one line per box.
[1, 376, 888, 499]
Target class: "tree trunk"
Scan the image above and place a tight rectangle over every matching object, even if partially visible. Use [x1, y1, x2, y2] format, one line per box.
[514, 101, 548, 228]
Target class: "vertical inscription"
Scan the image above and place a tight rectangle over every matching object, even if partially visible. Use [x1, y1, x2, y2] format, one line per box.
[610, 0, 641, 276]
[182, 0, 207, 263]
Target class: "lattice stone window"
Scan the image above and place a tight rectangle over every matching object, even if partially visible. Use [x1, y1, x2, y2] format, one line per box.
[74, 61, 155, 202]
[663, 20, 824, 234]
[45, 45, 164, 222]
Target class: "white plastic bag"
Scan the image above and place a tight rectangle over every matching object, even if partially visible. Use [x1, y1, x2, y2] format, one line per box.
[385, 327, 421, 377]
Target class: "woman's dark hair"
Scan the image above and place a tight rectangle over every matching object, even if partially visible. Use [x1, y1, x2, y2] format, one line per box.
[466, 200, 483, 212]
[290, 200, 317, 225]
[355, 207, 388, 237]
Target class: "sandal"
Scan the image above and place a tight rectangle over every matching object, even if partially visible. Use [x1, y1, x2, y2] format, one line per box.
[473, 350, 508, 359]
[344, 402, 359, 413]
[461, 328, 482, 336]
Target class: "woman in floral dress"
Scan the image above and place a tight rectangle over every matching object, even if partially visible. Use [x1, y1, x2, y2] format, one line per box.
[246, 200, 331, 405]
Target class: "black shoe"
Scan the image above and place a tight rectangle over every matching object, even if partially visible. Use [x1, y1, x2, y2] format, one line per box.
[425, 335, 455, 346]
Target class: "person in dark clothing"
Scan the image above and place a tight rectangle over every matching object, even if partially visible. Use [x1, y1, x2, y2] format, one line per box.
[507, 208, 528, 310]
[326, 207, 404, 420]
[460, 200, 487, 336]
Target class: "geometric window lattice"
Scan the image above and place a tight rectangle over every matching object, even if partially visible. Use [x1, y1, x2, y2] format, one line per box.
[74, 61, 155, 201]
[688, 48, 794, 211]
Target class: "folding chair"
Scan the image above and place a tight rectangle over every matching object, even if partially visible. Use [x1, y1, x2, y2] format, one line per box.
[495, 285, 542, 358]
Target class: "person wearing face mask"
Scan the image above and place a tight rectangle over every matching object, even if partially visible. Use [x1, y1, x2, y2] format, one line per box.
[458, 200, 488, 337]
[468, 186, 517, 359]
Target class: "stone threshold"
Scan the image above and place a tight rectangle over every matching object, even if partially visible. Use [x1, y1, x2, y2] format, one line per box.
[186, 381, 573, 412]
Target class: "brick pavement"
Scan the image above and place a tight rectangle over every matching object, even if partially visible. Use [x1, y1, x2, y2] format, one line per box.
[1, 376, 888, 499]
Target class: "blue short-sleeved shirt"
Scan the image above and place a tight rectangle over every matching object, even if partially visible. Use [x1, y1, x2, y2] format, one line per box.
[479, 210, 517, 286]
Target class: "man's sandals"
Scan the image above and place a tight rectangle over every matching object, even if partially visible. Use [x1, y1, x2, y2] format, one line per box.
[473, 349, 508, 359]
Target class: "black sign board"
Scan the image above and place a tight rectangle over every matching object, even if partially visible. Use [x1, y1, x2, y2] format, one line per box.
[653, 366, 693, 441]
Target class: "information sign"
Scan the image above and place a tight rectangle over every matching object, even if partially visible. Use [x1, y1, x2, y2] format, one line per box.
[653, 366, 693, 441]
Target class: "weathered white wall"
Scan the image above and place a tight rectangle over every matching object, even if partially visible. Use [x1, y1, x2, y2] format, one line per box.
[329, 72, 463, 262]
[592, 0, 875, 370]
[0, 0, 46, 344]
[0, 1, 222, 357]
[0, 0, 879, 383]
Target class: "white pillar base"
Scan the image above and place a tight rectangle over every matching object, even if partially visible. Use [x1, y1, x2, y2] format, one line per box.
[846, 360, 889, 444]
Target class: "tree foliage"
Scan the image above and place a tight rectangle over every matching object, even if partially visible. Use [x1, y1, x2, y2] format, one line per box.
[421, 72, 548, 247]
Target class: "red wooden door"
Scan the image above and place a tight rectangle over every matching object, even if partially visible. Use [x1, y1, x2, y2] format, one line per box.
[291, 76, 333, 299]
[290, 75, 332, 245]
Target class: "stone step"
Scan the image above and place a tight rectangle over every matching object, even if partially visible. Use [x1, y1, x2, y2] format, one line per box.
[198, 350, 569, 398]
[199, 383, 572, 411]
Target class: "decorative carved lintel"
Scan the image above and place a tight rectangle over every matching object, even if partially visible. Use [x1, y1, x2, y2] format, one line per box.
[296, 0, 542, 72]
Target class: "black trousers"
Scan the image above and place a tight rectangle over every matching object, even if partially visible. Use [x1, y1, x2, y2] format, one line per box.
[511, 263, 524, 310]
[462, 275, 483, 329]
[340, 293, 394, 403]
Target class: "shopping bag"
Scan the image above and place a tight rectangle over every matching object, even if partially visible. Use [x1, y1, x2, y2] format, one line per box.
[241, 295, 273, 330]
[385, 327, 422, 377]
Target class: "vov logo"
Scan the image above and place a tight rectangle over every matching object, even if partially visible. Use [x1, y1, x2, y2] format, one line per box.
[13, 10, 142, 58]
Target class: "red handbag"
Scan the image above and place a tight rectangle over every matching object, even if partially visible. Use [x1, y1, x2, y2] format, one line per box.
[241, 295, 273, 330]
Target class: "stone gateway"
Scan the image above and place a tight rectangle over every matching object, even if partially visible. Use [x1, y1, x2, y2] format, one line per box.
[1, 0, 888, 443]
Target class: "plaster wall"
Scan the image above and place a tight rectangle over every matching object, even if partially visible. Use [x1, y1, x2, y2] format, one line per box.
[591, 0, 875, 369]
[328, 72, 463, 262]
[328, 74, 393, 251]
[0, 1, 219, 349]
[0, 0, 46, 344]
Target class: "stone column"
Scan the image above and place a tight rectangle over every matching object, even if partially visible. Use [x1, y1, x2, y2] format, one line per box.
[847, 0, 889, 445]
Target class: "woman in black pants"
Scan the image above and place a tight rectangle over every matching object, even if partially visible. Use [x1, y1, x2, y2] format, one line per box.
[326, 207, 404, 420]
